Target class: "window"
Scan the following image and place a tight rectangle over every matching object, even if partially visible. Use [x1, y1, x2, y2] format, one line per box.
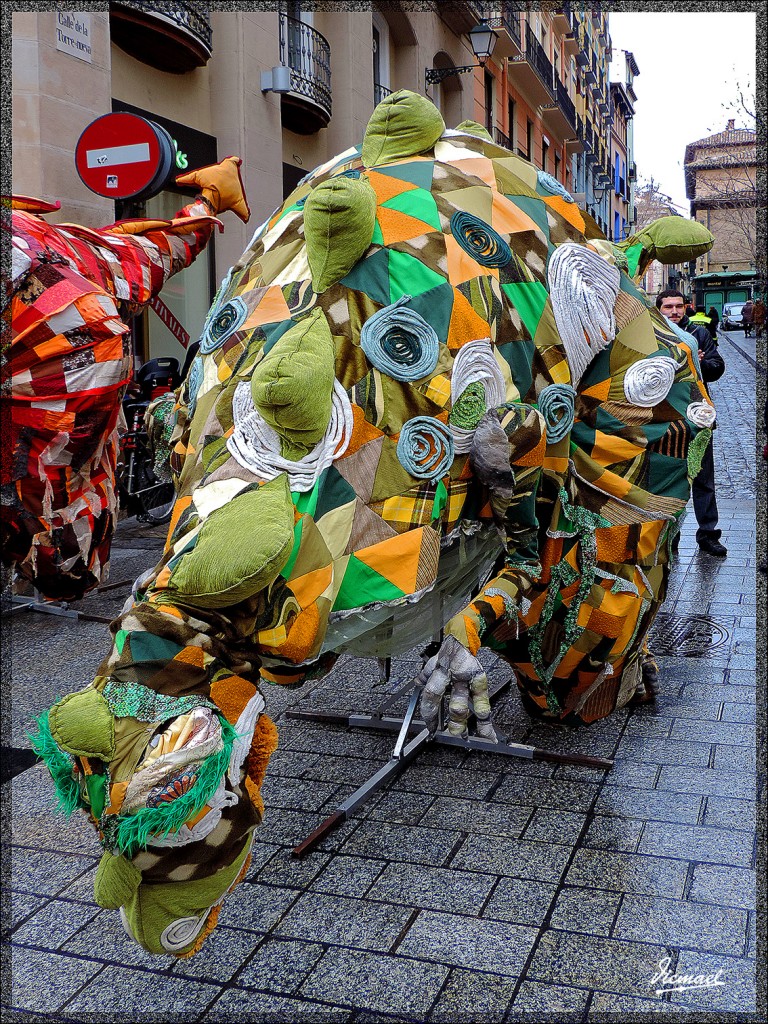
[508, 98, 517, 150]
[484, 71, 494, 133]
[372, 10, 391, 99]
[613, 210, 621, 241]
[542, 137, 549, 172]
[526, 119, 534, 161]
[554, 152, 561, 182]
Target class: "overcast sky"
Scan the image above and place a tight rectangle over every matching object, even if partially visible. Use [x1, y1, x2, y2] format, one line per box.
[609, 10, 756, 214]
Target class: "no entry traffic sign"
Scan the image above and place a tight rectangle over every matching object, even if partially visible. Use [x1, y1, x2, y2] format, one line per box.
[75, 112, 176, 200]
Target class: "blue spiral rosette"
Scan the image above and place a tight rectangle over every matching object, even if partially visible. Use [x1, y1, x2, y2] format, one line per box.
[538, 383, 577, 444]
[199, 296, 248, 354]
[450, 211, 512, 269]
[397, 416, 454, 481]
[360, 295, 440, 381]
[186, 355, 203, 413]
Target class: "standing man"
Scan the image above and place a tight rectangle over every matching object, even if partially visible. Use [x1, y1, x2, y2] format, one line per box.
[656, 289, 727, 557]
[742, 298, 754, 337]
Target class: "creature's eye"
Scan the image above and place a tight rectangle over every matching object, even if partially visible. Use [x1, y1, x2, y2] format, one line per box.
[200, 297, 248, 353]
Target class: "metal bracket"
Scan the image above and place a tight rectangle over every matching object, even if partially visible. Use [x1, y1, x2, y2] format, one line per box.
[425, 65, 477, 86]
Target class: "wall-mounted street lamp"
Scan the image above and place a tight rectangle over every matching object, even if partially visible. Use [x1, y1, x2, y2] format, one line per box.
[425, 21, 499, 85]
[261, 65, 292, 94]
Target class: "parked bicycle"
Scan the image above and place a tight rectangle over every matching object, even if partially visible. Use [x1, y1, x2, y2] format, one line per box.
[116, 357, 180, 526]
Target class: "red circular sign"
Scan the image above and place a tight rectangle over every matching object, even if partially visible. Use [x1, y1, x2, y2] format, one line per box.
[75, 112, 174, 200]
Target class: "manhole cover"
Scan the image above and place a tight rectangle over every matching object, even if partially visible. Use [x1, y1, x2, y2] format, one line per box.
[649, 614, 732, 657]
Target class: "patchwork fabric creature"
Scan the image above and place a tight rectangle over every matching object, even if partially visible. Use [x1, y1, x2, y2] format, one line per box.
[31, 92, 715, 956]
[2, 157, 249, 600]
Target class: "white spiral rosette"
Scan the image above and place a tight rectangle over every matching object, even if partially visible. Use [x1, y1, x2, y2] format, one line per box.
[686, 400, 717, 428]
[548, 243, 621, 386]
[450, 339, 507, 453]
[228, 378, 353, 492]
[623, 356, 679, 408]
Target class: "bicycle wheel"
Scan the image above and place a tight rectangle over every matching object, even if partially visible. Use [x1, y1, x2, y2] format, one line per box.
[133, 456, 176, 526]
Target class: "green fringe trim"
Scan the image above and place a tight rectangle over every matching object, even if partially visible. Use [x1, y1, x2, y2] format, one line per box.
[109, 715, 239, 857]
[687, 428, 712, 480]
[27, 711, 83, 817]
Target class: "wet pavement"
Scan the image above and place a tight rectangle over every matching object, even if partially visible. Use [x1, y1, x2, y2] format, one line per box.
[2, 329, 762, 1021]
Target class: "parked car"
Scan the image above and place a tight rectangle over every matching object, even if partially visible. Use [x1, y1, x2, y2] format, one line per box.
[721, 302, 745, 330]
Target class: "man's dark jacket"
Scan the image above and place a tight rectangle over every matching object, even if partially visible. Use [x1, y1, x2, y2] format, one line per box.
[679, 315, 725, 383]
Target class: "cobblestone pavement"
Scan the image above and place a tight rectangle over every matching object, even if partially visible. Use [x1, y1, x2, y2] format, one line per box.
[2, 331, 762, 1021]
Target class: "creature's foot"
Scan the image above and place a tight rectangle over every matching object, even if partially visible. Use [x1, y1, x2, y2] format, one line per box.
[630, 652, 660, 705]
[416, 636, 499, 742]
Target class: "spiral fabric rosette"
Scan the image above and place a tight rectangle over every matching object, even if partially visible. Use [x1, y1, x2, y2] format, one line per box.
[686, 400, 717, 428]
[360, 295, 439, 381]
[538, 383, 576, 444]
[200, 296, 248, 354]
[397, 416, 454, 481]
[450, 211, 512, 269]
[623, 355, 679, 408]
[537, 170, 575, 203]
[186, 355, 203, 413]
[449, 339, 507, 453]
[548, 243, 620, 386]
[228, 378, 353, 491]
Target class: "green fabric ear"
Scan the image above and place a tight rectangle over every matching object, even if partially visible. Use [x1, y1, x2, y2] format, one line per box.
[121, 836, 251, 956]
[48, 688, 115, 760]
[304, 176, 377, 292]
[168, 474, 294, 609]
[455, 119, 494, 141]
[94, 851, 142, 910]
[250, 307, 336, 460]
[617, 215, 714, 277]
[362, 89, 446, 166]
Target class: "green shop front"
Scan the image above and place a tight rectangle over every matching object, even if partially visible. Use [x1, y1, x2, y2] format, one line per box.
[692, 270, 758, 319]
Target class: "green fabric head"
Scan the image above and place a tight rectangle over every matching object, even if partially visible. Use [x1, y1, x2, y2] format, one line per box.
[617, 215, 714, 278]
[94, 851, 142, 910]
[362, 89, 445, 167]
[48, 687, 115, 760]
[304, 176, 377, 292]
[168, 474, 294, 609]
[250, 307, 336, 459]
[455, 119, 494, 142]
[120, 837, 251, 956]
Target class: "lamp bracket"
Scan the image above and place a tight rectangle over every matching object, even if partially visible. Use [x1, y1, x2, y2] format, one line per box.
[425, 65, 477, 86]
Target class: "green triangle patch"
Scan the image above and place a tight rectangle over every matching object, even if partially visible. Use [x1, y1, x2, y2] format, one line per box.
[382, 188, 442, 230]
[509, 195, 551, 241]
[332, 554, 405, 612]
[341, 249, 392, 306]
[501, 281, 550, 339]
[388, 249, 447, 303]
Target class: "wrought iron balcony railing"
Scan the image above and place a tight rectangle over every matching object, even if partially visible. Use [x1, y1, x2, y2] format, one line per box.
[279, 14, 332, 129]
[524, 23, 555, 97]
[374, 83, 393, 106]
[493, 127, 511, 150]
[109, 1, 212, 73]
[555, 78, 577, 131]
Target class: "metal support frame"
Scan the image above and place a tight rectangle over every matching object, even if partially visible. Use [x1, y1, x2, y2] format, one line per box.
[288, 668, 614, 858]
[425, 65, 477, 86]
[9, 577, 133, 624]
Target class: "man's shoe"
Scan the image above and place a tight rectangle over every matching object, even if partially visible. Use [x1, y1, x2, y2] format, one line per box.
[699, 539, 727, 557]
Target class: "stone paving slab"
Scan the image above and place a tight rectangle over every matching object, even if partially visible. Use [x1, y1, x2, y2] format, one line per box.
[4, 333, 760, 1018]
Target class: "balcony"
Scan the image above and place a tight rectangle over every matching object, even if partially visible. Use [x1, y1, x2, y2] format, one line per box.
[438, 0, 486, 35]
[628, 161, 637, 181]
[493, 127, 512, 150]
[109, 2, 212, 73]
[483, 4, 522, 59]
[279, 14, 332, 134]
[541, 77, 578, 139]
[552, 4, 572, 34]
[374, 83, 393, 106]
[508, 24, 555, 107]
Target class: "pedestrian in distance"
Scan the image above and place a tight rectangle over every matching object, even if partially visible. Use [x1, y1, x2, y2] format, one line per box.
[707, 305, 720, 334]
[742, 298, 754, 337]
[656, 289, 727, 557]
[689, 304, 718, 340]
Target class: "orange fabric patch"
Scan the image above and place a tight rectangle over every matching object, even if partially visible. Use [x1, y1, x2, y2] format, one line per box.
[105, 781, 128, 816]
[591, 430, 644, 467]
[354, 526, 427, 595]
[166, 495, 192, 550]
[265, 603, 321, 662]
[491, 190, 541, 236]
[543, 194, 586, 232]
[210, 673, 258, 725]
[173, 645, 206, 669]
[587, 606, 624, 639]
[596, 525, 631, 563]
[245, 286, 291, 329]
[638, 520, 665, 560]
[543, 454, 569, 474]
[247, 713, 279, 789]
[377, 206, 437, 245]
[464, 616, 482, 656]
[514, 431, 547, 467]
[447, 288, 492, 349]
[444, 233, 489, 288]
[287, 563, 333, 608]
[340, 403, 384, 458]
[367, 170, 418, 205]
[580, 379, 611, 401]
